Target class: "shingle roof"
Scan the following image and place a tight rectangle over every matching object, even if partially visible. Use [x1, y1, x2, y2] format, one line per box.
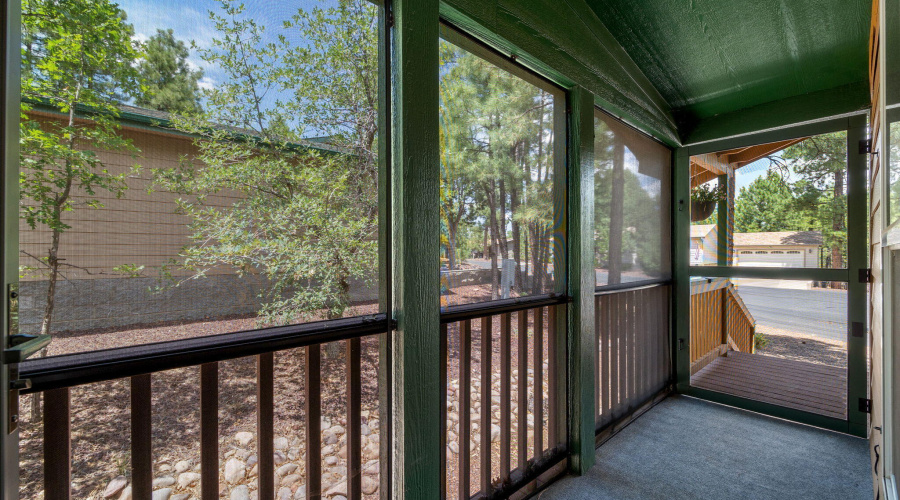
[733, 231, 823, 247]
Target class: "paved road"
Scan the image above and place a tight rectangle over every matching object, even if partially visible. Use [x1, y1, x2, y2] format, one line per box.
[736, 285, 848, 341]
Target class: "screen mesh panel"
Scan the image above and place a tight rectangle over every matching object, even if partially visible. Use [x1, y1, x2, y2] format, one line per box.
[438, 34, 565, 307]
[594, 110, 671, 287]
[689, 132, 848, 269]
[18, 0, 383, 356]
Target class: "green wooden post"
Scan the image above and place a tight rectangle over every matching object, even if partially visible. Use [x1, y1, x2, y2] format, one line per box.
[847, 114, 869, 437]
[673, 149, 692, 391]
[376, 2, 392, 496]
[566, 86, 596, 474]
[1, 0, 21, 495]
[716, 168, 734, 266]
[389, 0, 442, 497]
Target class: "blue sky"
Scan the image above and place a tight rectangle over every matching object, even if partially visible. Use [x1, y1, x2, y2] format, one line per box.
[117, 0, 342, 125]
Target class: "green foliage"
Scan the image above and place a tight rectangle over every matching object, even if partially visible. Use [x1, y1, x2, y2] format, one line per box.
[753, 331, 769, 350]
[734, 171, 802, 233]
[690, 182, 726, 203]
[20, 0, 142, 335]
[153, 0, 378, 325]
[135, 28, 203, 114]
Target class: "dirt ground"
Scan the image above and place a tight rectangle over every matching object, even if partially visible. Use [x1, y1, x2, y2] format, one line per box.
[754, 325, 848, 369]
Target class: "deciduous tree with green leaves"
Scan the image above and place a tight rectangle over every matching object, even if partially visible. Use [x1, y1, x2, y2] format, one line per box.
[153, 0, 378, 329]
[19, 0, 142, 419]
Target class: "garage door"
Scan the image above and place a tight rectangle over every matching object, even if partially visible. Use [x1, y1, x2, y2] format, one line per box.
[737, 250, 806, 267]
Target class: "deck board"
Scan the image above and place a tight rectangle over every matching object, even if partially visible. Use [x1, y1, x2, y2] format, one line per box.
[691, 351, 847, 420]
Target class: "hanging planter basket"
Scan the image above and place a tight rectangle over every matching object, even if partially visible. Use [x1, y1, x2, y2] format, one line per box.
[691, 200, 716, 222]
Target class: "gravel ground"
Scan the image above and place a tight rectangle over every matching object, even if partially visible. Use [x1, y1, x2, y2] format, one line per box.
[754, 325, 848, 369]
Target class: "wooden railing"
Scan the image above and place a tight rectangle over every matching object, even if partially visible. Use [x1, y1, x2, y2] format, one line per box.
[690, 278, 755, 375]
[439, 294, 568, 500]
[20, 314, 390, 500]
[594, 283, 672, 433]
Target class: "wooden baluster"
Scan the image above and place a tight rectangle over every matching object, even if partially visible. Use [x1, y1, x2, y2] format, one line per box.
[480, 316, 493, 495]
[258, 353, 275, 499]
[347, 338, 362, 500]
[459, 319, 471, 499]
[44, 387, 71, 500]
[306, 345, 322, 500]
[131, 375, 152, 499]
[500, 312, 511, 482]
[440, 323, 448, 500]
[547, 306, 558, 448]
[200, 363, 219, 500]
[516, 310, 528, 470]
[534, 307, 544, 459]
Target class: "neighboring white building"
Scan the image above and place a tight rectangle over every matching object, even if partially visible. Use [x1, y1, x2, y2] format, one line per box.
[690, 224, 823, 267]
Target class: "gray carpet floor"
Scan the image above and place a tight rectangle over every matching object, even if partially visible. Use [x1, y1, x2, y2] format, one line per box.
[538, 396, 872, 500]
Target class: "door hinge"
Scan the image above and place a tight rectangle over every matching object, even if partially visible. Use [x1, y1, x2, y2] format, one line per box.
[859, 398, 872, 414]
[859, 268, 872, 283]
[860, 138, 872, 154]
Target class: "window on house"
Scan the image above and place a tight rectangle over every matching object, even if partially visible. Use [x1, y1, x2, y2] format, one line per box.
[594, 109, 672, 287]
[771, 251, 784, 254]
[438, 26, 565, 307]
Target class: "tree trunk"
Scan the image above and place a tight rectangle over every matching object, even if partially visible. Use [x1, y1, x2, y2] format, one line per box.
[447, 219, 458, 270]
[510, 186, 522, 290]
[608, 140, 625, 285]
[486, 183, 501, 300]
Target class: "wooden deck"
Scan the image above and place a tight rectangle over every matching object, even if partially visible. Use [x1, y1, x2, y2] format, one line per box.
[691, 351, 847, 419]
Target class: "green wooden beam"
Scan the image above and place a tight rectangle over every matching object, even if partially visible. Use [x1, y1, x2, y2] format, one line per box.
[566, 86, 596, 475]
[1, 0, 19, 494]
[685, 387, 851, 435]
[846, 114, 868, 436]
[689, 266, 850, 282]
[681, 81, 870, 146]
[673, 149, 692, 391]
[389, 1, 442, 497]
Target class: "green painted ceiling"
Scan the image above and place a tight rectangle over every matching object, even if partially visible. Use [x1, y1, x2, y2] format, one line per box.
[584, 0, 872, 130]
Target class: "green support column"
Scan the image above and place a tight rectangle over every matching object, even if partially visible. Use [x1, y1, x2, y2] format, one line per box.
[389, 0, 441, 497]
[716, 168, 734, 266]
[566, 86, 596, 475]
[673, 149, 692, 391]
[847, 114, 869, 437]
[1, 0, 21, 495]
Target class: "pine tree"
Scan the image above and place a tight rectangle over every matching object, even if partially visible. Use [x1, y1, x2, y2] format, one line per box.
[135, 28, 203, 114]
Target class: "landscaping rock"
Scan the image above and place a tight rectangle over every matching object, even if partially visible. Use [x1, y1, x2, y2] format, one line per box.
[103, 475, 128, 498]
[231, 485, 250, 500]
[117, 486, 133, 500]
[235, 431, 254, 446]
[277, 487, 293, 500]
[224, 458, 246, 484]
[273, 437, 289, 450]
[152, 477, 175, 489]
[174, 460, 192, 474]
[276, 463, 298, 476]
[177, 472, 200, 488]
[280, 474, 300, 488]
[361, 476, 378, 495]
[152, 489, 173, 500]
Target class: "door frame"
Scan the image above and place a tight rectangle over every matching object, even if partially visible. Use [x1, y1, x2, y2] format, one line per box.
[1, 0, 20, 496]
[672, 113, 870, 436]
